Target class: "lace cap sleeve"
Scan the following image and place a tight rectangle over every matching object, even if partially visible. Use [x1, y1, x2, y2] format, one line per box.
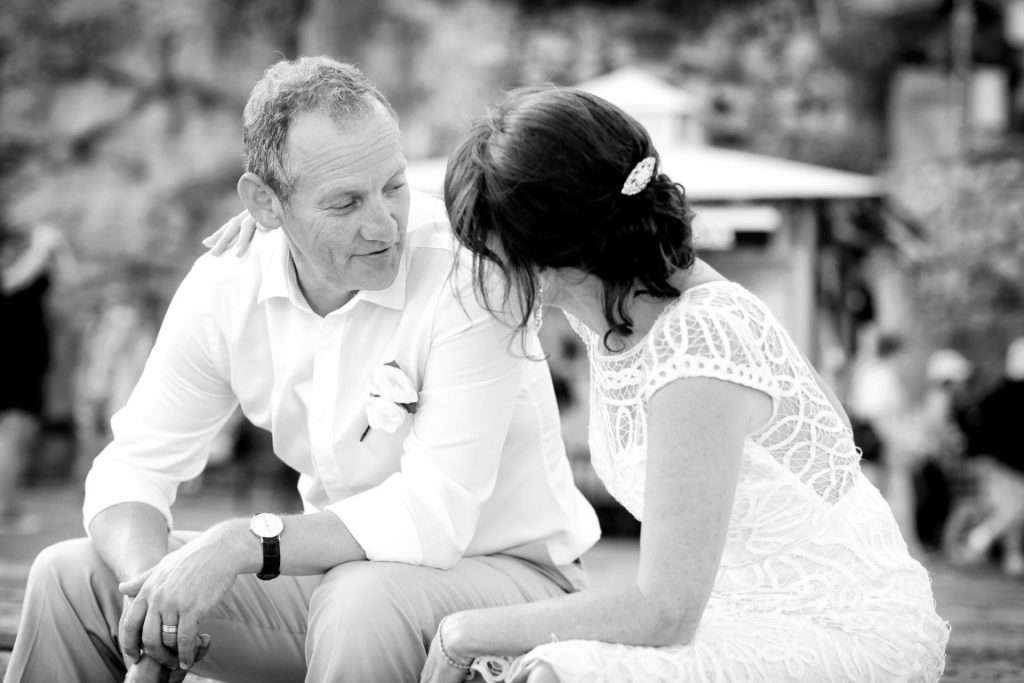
[563, 310, 596, 347]
[643, 290, 778, 402]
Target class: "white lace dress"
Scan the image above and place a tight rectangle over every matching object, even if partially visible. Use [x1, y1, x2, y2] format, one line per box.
[482, 281, 948, 682]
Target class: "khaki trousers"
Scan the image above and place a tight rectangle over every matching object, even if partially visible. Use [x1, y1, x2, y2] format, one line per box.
[4, 533, 579, 683]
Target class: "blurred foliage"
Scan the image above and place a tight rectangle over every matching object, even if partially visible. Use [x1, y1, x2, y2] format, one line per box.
[0, 0, 1022, 403]
[207, 0, 310, 57]
[891, 158, 1024, 378]
[0, 0, 910, 273]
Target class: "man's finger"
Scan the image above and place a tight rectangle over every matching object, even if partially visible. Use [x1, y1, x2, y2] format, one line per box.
[175, 616, 200, 669]
[161, 617, 180, 651]
[124, 656, 172, 683]
[119, 596, 147, 663]
[141, 607, 178, 668]
[171, 634, 211, 681]
[195, 633, 212, 663]
[118, 569, 152, 598]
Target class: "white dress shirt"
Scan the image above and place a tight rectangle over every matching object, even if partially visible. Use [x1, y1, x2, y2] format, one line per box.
[84, 191, 600, 570]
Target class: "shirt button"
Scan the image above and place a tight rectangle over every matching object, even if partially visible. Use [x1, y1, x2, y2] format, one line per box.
[323, 474, 338, 486]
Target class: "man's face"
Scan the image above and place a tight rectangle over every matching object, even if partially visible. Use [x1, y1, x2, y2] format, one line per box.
[278, 103, 410, 308]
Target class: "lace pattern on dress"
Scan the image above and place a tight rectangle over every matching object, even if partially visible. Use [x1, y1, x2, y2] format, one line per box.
[567, 281, 860, 518]
[475, 282, 948, 682]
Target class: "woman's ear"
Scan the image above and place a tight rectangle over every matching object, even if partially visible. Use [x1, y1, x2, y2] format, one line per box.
[237, 172, 285, 229]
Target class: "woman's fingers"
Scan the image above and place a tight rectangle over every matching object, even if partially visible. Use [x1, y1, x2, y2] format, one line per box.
[234, 214, 260, 256]
[204, 211, 246, 256]
[203, 210, 264, 256]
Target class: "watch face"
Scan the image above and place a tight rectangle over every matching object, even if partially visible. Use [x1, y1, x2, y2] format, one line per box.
[250, 513, 284, 538]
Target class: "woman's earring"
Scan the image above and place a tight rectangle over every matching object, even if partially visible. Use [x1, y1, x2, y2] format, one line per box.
[533, 285, 544, 334]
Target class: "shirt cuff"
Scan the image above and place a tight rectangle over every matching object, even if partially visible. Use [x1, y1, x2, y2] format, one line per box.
[83, 461, 175, 535]
[326, 477, 424, 565]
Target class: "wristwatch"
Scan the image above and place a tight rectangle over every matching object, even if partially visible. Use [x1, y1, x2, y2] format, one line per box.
[249, 512, 284, 581]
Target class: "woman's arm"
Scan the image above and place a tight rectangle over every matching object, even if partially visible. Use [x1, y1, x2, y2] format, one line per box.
[436, 375, 770, 660]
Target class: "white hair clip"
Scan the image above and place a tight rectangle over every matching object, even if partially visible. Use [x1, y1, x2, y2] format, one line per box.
[620, 156, 656, 196]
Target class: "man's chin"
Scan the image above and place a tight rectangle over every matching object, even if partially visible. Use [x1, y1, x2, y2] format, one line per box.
[361, 259, 401, 290]
[350, 242, 403, 288]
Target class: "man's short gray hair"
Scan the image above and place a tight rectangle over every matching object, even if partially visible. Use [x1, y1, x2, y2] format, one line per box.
[242, 56, 397, 202]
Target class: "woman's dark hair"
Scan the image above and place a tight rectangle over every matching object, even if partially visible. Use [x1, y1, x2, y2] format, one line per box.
[444, 85, 695, 350]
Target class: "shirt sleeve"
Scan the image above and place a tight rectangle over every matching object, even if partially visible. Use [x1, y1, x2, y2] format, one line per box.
[642, 302, 778, 404]
[327, 270, 529, 569]
[82, 259, 239, 533]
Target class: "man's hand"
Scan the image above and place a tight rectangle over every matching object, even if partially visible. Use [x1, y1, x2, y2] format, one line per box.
[119, 596, 144, 669]
[120, 595, 212, 682]
[118, 527, 241, 670]
[123, 635, 211, 683]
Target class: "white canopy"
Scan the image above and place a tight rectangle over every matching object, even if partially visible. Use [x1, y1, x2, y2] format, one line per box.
[410, 65, 881, 202]
[657, 145, 882, 201]
[407, 145, 882, 202]
[575, 66, 699, 117]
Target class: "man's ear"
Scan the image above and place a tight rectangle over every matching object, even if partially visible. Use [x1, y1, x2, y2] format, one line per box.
[237, 172, 286, 229]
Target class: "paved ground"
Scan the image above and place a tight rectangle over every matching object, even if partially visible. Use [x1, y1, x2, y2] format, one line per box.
[2, 481, 1023, 681]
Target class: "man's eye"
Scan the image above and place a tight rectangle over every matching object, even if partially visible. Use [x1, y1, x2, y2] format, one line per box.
[385, 182, 406, 193]
[332, 201, 357, 211]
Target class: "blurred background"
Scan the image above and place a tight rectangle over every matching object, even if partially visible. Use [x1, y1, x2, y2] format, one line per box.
[2, 0, 1024, 679]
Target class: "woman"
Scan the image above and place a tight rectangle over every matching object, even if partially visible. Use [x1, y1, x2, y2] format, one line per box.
[429, 86, 946, 683]
[208, 86, 948, 682]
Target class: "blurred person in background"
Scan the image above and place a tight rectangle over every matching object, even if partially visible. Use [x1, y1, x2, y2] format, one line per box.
[73, 272, 242, 493]
[955, 336, 1024, 577]
[4, 57, 598, 683]
[912, 349, 973, 555]
[73, 271, 161, 478]
[846, 333, 925, 555]
[0, 218, 71, 534]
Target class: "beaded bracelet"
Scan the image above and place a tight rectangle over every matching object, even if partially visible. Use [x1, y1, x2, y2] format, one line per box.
[437, 615, 473, 672]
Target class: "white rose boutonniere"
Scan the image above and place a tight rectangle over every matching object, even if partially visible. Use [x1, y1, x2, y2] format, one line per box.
[361, 361, 419, 441]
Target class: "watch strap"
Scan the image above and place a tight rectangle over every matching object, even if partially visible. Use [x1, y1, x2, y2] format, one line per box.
[256, 536, 281, 581]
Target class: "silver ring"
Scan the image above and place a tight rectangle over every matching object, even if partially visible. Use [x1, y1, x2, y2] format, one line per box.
[161, 624, 178, 634]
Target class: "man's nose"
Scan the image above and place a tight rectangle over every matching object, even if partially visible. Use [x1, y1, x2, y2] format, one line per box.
[361, 199, 398, 243]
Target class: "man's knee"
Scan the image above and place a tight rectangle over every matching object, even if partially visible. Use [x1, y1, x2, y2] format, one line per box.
[11, 539, 126, 681]
[309, 560, 431, 638]
[306, 561, 433, 681]
[26, 538, 120, 620]
[29, 538, 107, 590]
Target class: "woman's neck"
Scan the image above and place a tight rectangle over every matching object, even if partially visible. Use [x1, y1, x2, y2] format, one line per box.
[548, 259, 724, 351]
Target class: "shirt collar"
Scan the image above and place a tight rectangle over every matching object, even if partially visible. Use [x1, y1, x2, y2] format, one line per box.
[256, 229, 408, 312]
[256, 230, 293, 305]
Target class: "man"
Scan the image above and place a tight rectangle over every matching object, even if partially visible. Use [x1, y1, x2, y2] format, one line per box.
[4, 56, 599, 683]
